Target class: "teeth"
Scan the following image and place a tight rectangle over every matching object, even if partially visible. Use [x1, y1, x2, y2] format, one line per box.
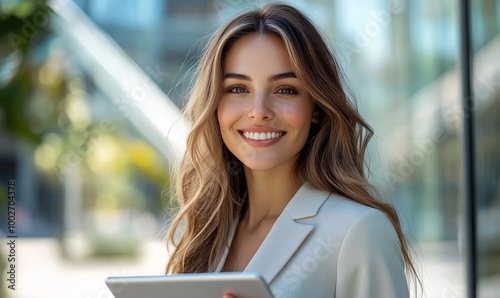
[243, 131, 283, 140]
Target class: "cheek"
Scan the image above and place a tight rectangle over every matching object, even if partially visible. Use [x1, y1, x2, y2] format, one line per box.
[278, 102, 314, 128]
[217, 101, 241, 136]
[217, 102, 232, 129]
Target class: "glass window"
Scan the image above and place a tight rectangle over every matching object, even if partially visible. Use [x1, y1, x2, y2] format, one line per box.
[472, 0, 500, 297]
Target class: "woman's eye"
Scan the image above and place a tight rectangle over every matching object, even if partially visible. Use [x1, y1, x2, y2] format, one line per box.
[276, 86, 298, 95]
[226, 86, 248, 93]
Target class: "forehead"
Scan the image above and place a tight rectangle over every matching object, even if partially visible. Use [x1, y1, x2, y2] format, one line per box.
[223, 34, 294, 74]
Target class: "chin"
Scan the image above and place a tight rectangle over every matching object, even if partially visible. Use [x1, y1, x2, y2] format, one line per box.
[239, 157, 279, 171]
[239, 155, 295, 172]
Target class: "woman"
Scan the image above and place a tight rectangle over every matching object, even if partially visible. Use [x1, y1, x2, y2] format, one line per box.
[165, 3, 419, 297]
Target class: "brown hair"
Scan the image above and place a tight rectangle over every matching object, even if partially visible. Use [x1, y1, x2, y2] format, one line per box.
[166, 2, 420, 291]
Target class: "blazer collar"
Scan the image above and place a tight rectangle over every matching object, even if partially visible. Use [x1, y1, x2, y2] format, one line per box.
[284, 183, 331, 220]
[243, 183, 330, 283]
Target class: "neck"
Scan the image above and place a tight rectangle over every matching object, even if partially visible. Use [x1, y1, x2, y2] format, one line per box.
[242, 164, 302, 228]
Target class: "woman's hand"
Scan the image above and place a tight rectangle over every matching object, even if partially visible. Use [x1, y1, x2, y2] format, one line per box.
[223, 293, 236, 298]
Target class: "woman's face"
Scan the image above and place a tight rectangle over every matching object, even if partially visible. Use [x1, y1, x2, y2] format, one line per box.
[217, 34, 315, 172]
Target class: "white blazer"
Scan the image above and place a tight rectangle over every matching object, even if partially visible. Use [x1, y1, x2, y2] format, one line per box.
[215, 183, 409, 298]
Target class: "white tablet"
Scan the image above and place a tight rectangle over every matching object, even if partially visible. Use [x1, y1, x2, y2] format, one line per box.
[105, 272, 274, 298]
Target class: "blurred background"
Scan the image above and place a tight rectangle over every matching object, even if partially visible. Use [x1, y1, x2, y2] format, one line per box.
[0, 0, 498, 297]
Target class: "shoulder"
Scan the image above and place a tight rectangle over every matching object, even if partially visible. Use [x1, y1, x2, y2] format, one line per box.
[299, 190, 400, 253]
[326, 196, 408, 297]
[284, 186, 408, 297]
[319, 195, 408, 297]
[323, 194, 395, 234]
[289, 184, 398, 245]
[302, 188, 397, 239]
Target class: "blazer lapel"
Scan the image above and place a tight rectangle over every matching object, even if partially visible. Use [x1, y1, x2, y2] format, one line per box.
[244, 183, 330, 284]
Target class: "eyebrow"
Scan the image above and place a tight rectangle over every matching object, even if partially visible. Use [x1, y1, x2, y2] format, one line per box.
[223, 71, 297, 82]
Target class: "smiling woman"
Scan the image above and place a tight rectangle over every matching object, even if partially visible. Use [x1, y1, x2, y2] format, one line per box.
[165, 3, 419, 298]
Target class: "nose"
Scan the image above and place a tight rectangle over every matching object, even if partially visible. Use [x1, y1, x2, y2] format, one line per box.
[248, 92, 273, 121]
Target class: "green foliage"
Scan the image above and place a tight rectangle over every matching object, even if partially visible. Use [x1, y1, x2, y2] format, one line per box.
[0, 0, 57, 144]
[90, 235, 139, 259]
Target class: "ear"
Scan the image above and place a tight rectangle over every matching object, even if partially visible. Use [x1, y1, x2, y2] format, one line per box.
[312, 110, 320, 124]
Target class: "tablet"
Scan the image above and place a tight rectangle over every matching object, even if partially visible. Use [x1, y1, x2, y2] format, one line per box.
[105, 272, 274, 298]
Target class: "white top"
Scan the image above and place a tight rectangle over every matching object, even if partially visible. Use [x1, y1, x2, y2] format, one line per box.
[216, 183, 409, 298]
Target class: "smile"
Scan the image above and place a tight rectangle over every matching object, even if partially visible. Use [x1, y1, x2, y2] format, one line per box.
[242, 131, 284, 140]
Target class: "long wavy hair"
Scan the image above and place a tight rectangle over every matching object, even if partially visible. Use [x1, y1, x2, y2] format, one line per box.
[165, 2, 419, 290]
